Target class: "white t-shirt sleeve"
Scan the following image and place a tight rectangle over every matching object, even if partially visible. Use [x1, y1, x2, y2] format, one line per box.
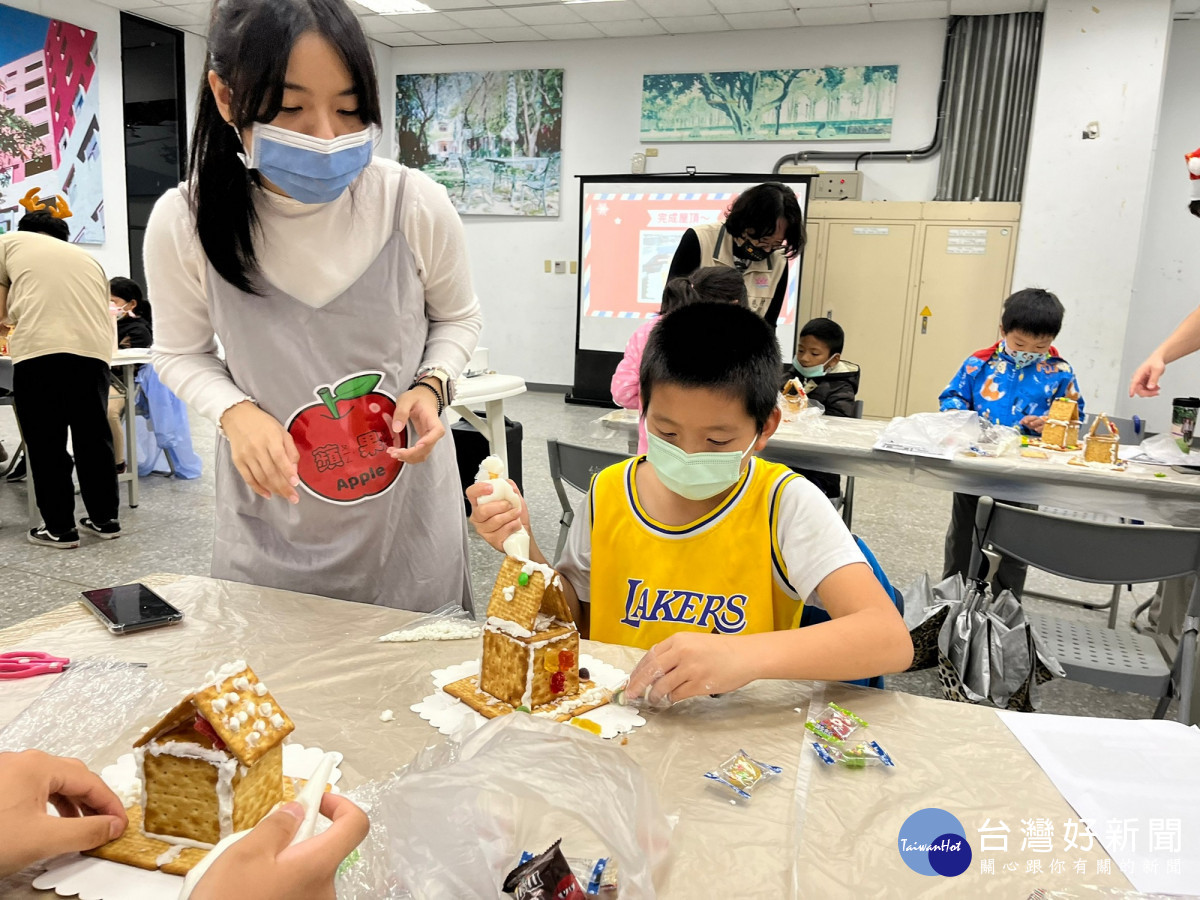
[145, 188, 252, 426]
[554, 492, 593, 605]
[402, 171, 483, 378]
[777, 476, 867, 610]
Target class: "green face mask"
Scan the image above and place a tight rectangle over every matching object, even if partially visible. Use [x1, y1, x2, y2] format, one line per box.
[646, 432, 757, 501]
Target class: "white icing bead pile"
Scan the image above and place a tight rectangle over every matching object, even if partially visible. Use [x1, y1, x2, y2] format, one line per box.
[379, 620, 483, 642]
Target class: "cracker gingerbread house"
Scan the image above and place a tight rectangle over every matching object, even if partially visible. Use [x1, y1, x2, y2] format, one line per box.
[87, 661, 295, 876]
[1040, 397, 1081, 450]
[1082, 414, 1120, 465]
[444, 556, 610, 719]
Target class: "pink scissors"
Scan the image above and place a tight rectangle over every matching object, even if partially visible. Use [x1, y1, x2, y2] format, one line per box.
[0, 651, 71, 679]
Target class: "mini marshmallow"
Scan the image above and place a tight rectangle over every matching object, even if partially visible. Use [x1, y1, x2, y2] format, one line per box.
[232, 677, 250, 691]
[246, 731, 261, 745]
[380, 709, 395, 723]
[227, 717, 240, 733]
[254, 719, 267, 732]
[259, 703, 272, 716]
[211, 699, 227, 714]
[254, 683, 268, 696]
[237, 710, 249, 723]
[270, 714, 285, 729]
[225, 692, 239, 705]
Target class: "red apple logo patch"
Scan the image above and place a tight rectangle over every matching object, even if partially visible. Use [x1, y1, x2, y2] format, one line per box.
[286, 372, 405, 504]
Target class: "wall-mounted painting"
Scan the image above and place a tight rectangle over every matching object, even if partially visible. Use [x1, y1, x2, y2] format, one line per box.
[641, 65, 899, 143]
[0, 3, 103, 242]
[396, 68, 562, 217]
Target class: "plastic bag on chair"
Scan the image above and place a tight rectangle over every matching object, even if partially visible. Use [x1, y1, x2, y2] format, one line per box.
[335, 714, 674, 900]
[935, 580, 1066, 711]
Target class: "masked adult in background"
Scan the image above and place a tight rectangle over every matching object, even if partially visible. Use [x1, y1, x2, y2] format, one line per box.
[1127, 145, 1200, 725]
[664, 182, 805, 327]
[145, 0, 481, 611]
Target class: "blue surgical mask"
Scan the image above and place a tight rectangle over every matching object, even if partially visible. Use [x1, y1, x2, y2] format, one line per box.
[794, 359, 827, 379]
[240, 122, 376, 204]
[1003, 341, 1046, 369]
[646, 432, 756, 501]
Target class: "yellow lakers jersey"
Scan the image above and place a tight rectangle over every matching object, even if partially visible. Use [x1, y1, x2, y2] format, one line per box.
[588, 456, 805, 649]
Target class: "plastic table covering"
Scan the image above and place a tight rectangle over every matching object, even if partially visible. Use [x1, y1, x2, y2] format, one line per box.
[0, 574, 1136, 898]
[600, 409, 1200, 528]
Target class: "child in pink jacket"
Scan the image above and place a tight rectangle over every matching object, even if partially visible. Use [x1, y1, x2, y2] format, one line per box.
[610, 266, 749, 454]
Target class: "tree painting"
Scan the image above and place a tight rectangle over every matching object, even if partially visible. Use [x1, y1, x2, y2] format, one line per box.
[640, 65, 899, 142]
[0, 78, 42, 191]
[396, 68, 563, 217]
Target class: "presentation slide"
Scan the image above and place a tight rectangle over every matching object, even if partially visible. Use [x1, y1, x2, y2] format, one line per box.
[577, 177, 809, 357]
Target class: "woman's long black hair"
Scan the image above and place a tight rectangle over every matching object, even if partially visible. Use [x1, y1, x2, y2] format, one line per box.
[189, 0, 382, 294]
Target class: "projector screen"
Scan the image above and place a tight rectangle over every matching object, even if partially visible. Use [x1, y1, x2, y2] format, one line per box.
[575, 175, 811, 361]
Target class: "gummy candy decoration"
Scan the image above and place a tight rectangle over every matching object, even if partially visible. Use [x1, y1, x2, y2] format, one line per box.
[515, 705, 530, 713]
[578, 667, 590, 681]
[543, 653, 560, 673]
[550, 671, 565, 694]
[518, 572, 530, 586]
[558, 650, 575, 671]
[570, 717, 602, 735]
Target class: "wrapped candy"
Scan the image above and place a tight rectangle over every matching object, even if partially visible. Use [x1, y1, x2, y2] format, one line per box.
[703, 749, 782, 801]
[811, 738, 896, 769]
[805, 702, 867, 743]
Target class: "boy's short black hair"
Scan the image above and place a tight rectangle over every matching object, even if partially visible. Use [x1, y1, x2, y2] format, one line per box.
[799, 317, 844, 356]
[17, 210, 69, 242]
[724, 182, 806, 260]
[641, 302, 782, 430]
[1001, 288, 1064, 338]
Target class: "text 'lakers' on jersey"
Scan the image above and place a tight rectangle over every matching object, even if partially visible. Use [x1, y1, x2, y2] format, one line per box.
[588, 457, 804, 649]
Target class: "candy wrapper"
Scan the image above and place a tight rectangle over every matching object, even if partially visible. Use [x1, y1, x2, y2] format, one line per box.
[811, 738, 896, 769]
[703, 750, 782, 801]
[503, 840, 589, 899]
[805, 702, 867, 743]
[378, 602, 482, 642]
[512, 848, 617, 897]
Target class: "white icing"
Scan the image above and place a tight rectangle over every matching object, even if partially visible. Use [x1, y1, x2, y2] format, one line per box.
[270, 714, 285, 729]
[203, 660, 248, 690]
[136, 741, 236, 849]
[254, 682, 268, 696]
[246, 731, 261, 746]
[502, 586, 515, 602]
[146, 740, 229, 767]
[522, 644, 536, 709]
[113, 774, 142, 809]
[155, 845, 185, 868]
[232, 676, 250, 691]
[380, 709, 395, 722]
[519, 558, 557, 584]
[143, 830, 215, 851]
[534, 613, 556, 630]
[378, 620, 483, 642]
[486, 616, 534, 639]
[227, 717, 240, 733]
[258, 703, 272, 716]
[532, 686, 612, 719]
[211, 698, 227, 714]
[254, 719, 267, 732]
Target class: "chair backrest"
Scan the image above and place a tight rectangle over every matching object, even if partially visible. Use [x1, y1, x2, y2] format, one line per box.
[851, 399, 864, 420]
[546, 440, 630, 513]
[972, 496, 1200, 585]
[1090, 414, 1147, 445]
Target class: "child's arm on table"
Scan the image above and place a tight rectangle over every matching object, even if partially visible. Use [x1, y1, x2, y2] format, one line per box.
[938, 357, 978, 412]
[625, 564, 912, 704]
[465, 480, 588, 633]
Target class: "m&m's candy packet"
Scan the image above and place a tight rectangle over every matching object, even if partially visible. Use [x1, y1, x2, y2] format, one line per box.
[811, 738, 896, 769]
[805, 702, 867, 743]
[503, 840, 591, 899]
[512, 850, 617, 897]
[703, 749, 783, 801]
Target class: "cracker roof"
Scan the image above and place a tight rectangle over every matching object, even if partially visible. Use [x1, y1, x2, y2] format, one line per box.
[1048, 397, 1080, 421]
[1087, 413, 1119, 442]
[485, 555, 573, 632]
[134, 662, 294, 766]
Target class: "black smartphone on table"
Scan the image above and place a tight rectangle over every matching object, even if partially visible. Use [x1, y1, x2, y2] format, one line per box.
[80, 583, 184, 634]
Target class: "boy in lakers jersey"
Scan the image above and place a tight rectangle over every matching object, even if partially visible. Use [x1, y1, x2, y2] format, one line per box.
[468, 303, 912, 705]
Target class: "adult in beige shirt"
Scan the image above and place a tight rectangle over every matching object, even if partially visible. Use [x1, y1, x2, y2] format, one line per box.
[0, 210, 120, 547]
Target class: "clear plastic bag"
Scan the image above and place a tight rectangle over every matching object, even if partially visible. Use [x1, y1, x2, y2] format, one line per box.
[875, 410, 1020, 459]
[0, 658, 166, 761]
[378, 603, 482, 643]
[334, 714, 674, 900]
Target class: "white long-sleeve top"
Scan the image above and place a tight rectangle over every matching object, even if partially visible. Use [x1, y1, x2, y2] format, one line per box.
[145, 158, 483, 425]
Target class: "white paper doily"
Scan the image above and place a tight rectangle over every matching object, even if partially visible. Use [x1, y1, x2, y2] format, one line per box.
[411, 653, 645, 739]
[32, 743, 343, 900]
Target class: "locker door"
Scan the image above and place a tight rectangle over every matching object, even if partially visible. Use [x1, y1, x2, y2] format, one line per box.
[904, 225, 1014, 415]
[820, 223, 915, 418]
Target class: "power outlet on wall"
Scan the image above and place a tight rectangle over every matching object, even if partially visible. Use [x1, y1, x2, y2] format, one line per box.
[553, 260, 567, 275]
[813, 171, 863, 200]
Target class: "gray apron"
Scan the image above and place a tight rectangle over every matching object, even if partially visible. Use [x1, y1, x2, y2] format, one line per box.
[207, 171, 471, 612]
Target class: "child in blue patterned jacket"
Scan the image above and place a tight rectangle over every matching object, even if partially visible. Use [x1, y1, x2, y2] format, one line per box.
[939, 288, 1086, 595]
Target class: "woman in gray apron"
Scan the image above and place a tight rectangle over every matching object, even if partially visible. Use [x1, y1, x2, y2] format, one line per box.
[145, 0, 479, 612]
[665, 182, 805, 326]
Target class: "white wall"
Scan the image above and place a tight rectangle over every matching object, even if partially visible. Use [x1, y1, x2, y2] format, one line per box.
[1118, 20, 1200, 429]
[2, 0, 129, 279]
[389, 20, 947, 385]
[182, 30, 206, 154]
[1012, 0, 1172, 416]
